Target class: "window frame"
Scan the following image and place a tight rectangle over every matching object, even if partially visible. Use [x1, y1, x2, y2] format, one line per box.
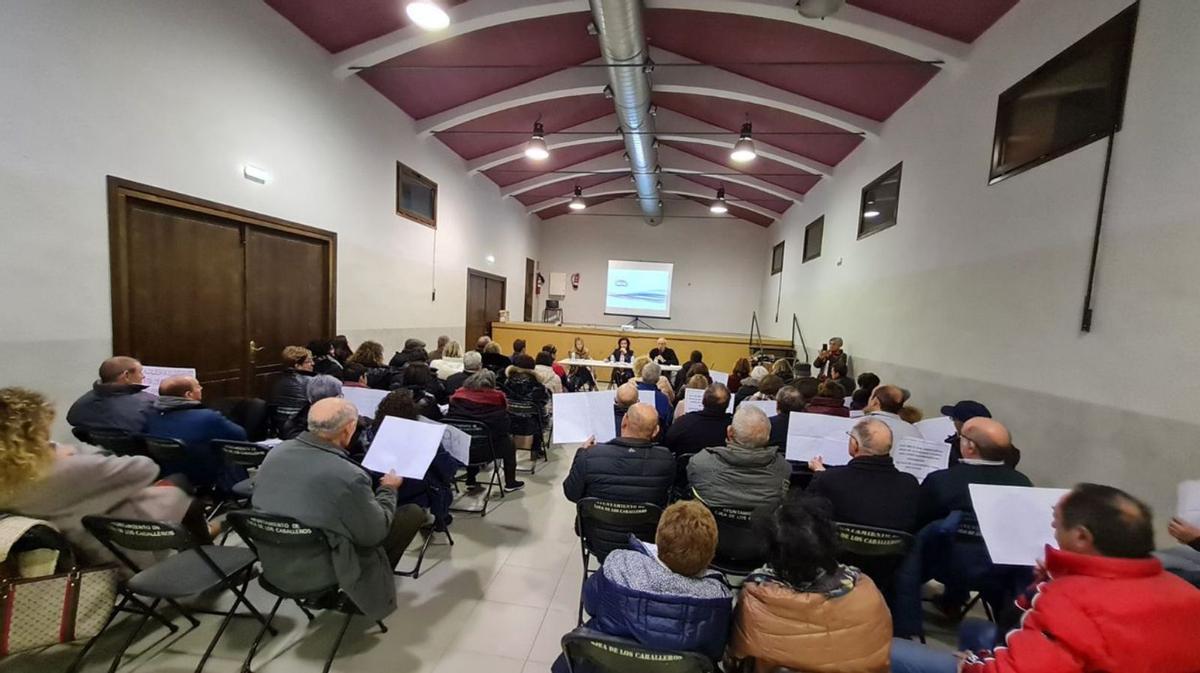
[857, 162, 903, 240]
[802, 216, 824, 263]
[770, 241, 785, 275]
[396, 161, 438, 228]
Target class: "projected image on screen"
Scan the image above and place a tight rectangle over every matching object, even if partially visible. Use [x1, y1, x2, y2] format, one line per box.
[605, 260, 674, 319]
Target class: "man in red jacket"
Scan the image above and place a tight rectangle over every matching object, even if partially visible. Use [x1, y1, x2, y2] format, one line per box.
[891, 482, 1200, 673]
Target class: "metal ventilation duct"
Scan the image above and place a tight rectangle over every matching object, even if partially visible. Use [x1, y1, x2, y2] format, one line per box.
[589, 0, 662, 225]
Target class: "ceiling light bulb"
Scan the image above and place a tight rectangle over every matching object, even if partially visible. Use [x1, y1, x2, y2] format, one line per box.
[569, 186, 586, 211]
[524, 121, 549, 160]
[796, 0, 846, 19]
[730, 122, 757, 162]
[406, 2, 450, 31]
[864, 209, 880, 218]
[710, 187, 729, 214]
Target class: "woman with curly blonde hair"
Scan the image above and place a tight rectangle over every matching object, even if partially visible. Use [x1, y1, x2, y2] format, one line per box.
[0, 387, 199, 564]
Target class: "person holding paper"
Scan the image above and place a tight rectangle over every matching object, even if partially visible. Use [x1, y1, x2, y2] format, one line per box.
[891, 483, 1200, 673]
[447, 371, 523, 493]
[563, 403, 675, 507]
[648, 337, 679, 366]
[768, 385, 806, 448]
[368, 390, 461, 531]
[805, 380, 851, 418]
[939, 400, 1015, 468]
[673, 350, 706, 392]
[688, 406, 790, 510]
[635, 362, 673, 434]
[807, 418, 919, 533]
[664, 383, 733, 458]
[1156, 483, 1200, 587]
[863, 385, 921, 441]
[251, 398, 427, 622]
[917, 418, 1032, 528]
[66, 356, 156, 434]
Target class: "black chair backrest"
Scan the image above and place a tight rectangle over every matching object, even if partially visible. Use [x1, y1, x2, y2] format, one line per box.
[561, 629, 714, 673]
[577, 499, 663, 564]
[81, 428, 142, 456]
[208, 397, 271, 442]
[441, 418, 495, 466]
[71, 426, 90, 444]
[709, 507, 768, 564]
[835, 523, 914, 558]
[226, 511, 337, 596]
[507, 399, 540, 417]
[140, 434, 189, 465]
[217, 440, 271, 468]
[81, 515, 201, 575]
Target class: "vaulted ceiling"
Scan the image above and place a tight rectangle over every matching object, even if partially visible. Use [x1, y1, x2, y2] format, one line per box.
[265, 0, 1017, 226]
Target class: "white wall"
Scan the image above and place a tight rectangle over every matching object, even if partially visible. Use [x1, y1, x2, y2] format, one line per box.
[757, 0, 1200, 527]
[0, 0, 538, 439]
[537, 199, 769, 333]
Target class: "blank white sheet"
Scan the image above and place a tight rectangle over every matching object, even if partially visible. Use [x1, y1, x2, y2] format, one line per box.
[362, 416, 444, 479]
[970, 484, 1069, 566]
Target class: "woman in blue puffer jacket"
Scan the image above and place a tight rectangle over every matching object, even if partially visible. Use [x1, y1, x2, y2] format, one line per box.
[554, 501, 733, 672]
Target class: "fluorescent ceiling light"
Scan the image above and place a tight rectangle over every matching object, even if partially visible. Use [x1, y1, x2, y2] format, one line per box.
[406, 2, 450, 31]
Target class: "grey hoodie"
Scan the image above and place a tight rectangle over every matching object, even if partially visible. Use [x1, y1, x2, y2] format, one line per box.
[687, 442, 791, 510]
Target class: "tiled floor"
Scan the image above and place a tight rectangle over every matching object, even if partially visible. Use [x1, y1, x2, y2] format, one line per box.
[5, 444, 965, 673]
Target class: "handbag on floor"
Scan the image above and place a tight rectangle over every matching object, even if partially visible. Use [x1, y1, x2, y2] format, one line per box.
[0, 515, 119, 656]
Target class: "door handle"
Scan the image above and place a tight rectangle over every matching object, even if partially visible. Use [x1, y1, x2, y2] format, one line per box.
[249, 340, 264, 362]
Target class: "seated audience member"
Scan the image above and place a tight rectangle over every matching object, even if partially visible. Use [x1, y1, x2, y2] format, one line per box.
[917, 418, 1031, 528]
[557, 501, 731, 673]
[1158, 515, 1200, 587]
[475, 335, 491, 353]
[770, 358, 794, 384]
[648, 337, 680, 366]
[566, 337, 596, 391]
[397, 361, 447, 415]
[267, 345, 315, 432]
[504, 354, 550, 456]
[430, 340, 464, 380]
[340, 362, 368, 387]
[279, 375, 372, 460]
[631, 355, 652, 380]
[510, 338, 527, 360]
[807, 418, 918, 532]
[480, 341, 512, 382]
[348, 340, 386, 370]
[939, 400, 1020, 467]
[805, 380, 851, 417]
[429, 335, 450, 361]
[612, 382, 640, 435]
[688, 406, 790, 510]
[856, 372, 880, 395]
[864, 384, 921, 441]
[448, 370, 523, 492]
[332, 335, 353, 364]
[388, 337, 428, 368]
[672, 373, 710, 421]
[745, 374, 784, 403]
[768, 385, 805, 447]
[813, 337, 848, 380]
[673, 350, 705, 391]
[727, 357, 751, 395]
[308, 339, 344, 378]
[728, 494, 891, 673]
[66, 356, 155, 433]
[607, 337, 635, 386]
[831, 363, 855, 397]
[794, 376, 820, 407]
[369, 390, 459, 530]
[850, 388, 872, 411]
[734, 366, 769, 407]
[143, 376, 249, 490]
[664, 383, 732, 457]
[252, 398, 426, 623]
[2, 387, 207, 565]
[898, 405, 924, 424]
[533, 350, 564, 395]
[563, 403, 674, 507]
[445, 351, 480, 397]
[635, 362, 673, 431]
[675, 362, 710, 400]
[891, 484, 1200, 673]
[542, 344, 568, 378]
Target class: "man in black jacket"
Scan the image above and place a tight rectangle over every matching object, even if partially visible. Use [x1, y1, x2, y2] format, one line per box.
[807, 418, 919, 532]
[67, 356, 155, 433]
[917, 417, 1033, 528]
[767, 384, 805, 448]
[563, 403, 675, 507]
[663, 383, 731, 457]
[389, 338, 428, 368]
[648, 337, 679, 366]
[445, 351, 480, 397]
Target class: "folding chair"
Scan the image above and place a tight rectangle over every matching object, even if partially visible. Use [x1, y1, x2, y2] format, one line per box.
[216, 439, 271, 501]
[227, 511, 386, 673]
[76, 427, 143, 457]
[507, 399, 546, 474]
[443, 418, 505, 516]
[835, 522, 915, 601]
[141, 435, 237, 520]
[576, 499, 663, 624]
[74, 516, 273, 673]
[707, 506, 768, 579]
[560, 626, 714, 673]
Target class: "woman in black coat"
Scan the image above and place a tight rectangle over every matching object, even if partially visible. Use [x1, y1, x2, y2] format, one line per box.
[608, 336, 635, 386]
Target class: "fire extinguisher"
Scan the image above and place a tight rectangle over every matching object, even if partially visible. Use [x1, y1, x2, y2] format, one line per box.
[571, 273, 580, 290]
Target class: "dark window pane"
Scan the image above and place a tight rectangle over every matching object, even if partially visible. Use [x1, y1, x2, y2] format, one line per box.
[858, 163, 902, 239]
[803, 216, 823, 262]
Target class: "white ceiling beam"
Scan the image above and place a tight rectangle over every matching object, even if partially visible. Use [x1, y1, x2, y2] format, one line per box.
[657, 145, 806, 204]
[528, 174, 776, 224]
[524, 175, 637, 213]
[331, 0, 589, 78]
[500, 151, 631, 197]
[643, 0, 968, 65]
[466, 115, 622, 173]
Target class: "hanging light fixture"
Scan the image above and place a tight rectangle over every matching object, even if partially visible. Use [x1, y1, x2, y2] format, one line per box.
[405, 1, 451, 31]
[795, 0, 846, 20]
[710, 187, 729, 214]
[863, 197, 880, 218]
[569, 185, 587, 211]
[524, 121, 549, 161]
[730, 122, 757, 163]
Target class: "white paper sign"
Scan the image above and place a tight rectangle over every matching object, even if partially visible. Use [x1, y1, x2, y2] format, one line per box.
[258, 438, 283, 448]
[418, 416, 471, 465]
[362, 416, 444, 479]
[342, 387, 390, 419]
[970, 484, 1069, 566]
[784, 412, 857, 465]
[1178, 480, 1200, 527]
[742, 400, 779, 418]
[849, 410, 865, 418]
[709, 371, 729, 386]
[916, 416, 957, 443]
[892, 436, 951, 483]
[637, 390, 656, 407]
[843, 396, 853, 409]
[552, 390, 639, 444]
[683, 387, 733, 414]
[141, 366, 196, 396]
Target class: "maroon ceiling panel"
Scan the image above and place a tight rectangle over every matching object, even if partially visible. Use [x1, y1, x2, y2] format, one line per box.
[359, 12, 599, 120]
[654, 92, 863, 167]
[679, 194, 772, 227]
[515, 172, 630, 206]
[848, 0, 1018, 43]
[264, 0, 469, 53]
[677, 174, 791, 214]
[663, 141, 822, 195]
[437, 96, 614, 160]
[484, 142, 624, 187]
[537, 193, 630, 220]
[644, 9, 938, 122]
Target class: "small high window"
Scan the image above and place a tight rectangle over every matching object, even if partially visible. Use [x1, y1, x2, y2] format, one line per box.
[397, 162, 437, 227]
[802, 217, 824, 262]
[770, 241, 785, 275]
[858, 163, 902, 239]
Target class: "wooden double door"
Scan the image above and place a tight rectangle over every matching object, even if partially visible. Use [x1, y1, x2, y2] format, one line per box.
[465, 269, 506, 347]
[108, 178, 336, 400]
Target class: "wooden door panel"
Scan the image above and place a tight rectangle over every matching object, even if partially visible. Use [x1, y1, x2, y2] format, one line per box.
[124, 201, 244, 392]
[484, 277, 506, 336]
[466, 272, 488, 346]
[524, 258, 535, 322]
[245, 229, 331, 398]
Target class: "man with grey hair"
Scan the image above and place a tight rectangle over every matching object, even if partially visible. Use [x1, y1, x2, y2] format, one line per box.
[687, 405, 790, 509]
[252, 398, 427, 622]
[448, 368, 522, 492]
[814, 336, 848, 380]
[635, 360, 672, 434]
[768, 384, 805, 448]
[430, 334, 450, 361]
[445, 350, 481, 396]
[807, 417, 920, 532]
